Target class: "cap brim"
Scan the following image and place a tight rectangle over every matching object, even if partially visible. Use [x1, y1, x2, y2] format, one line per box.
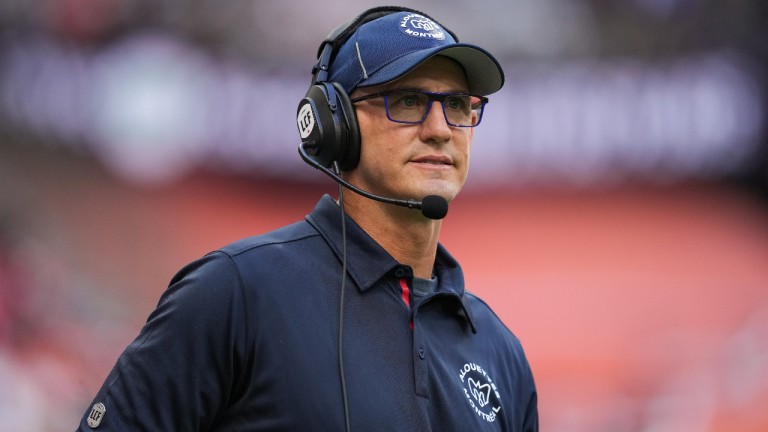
[357, 43, 505, 96]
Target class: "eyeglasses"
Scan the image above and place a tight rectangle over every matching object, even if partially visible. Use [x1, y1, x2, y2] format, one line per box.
[350, 90, 488, 127]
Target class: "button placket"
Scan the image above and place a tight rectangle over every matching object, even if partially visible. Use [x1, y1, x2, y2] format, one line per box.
[412, 308, 429, 398]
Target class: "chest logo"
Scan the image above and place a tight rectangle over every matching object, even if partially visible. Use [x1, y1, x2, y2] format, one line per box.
[459, 362, 501, 423]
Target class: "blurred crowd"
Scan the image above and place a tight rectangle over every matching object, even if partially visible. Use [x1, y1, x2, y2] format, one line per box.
[0, 0, 766, 187]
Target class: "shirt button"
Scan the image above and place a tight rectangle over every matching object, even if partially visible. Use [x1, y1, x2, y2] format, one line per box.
[395, 268, 405, 277]
[419, 348, 425, 359]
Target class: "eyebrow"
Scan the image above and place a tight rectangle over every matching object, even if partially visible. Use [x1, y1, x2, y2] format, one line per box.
[389, 86, 471, 94]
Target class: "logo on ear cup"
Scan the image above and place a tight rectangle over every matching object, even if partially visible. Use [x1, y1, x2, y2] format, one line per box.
[297, 103, 315, 139]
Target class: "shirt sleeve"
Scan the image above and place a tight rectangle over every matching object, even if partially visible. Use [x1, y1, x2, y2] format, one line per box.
[521, 358, 539, 432]
[77, 251, 249, 432]
[522, 387, 539, 432]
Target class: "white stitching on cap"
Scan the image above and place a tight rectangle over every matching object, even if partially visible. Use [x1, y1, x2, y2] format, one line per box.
[355, 42, 368, 80]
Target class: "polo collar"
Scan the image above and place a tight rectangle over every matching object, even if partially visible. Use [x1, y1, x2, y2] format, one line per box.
[305, 195, 475, 330]
[305, 195, 467, 298]
[432, 242, 465, 298]
[306, 195, 399, 292]
[430, 243, 476, 333]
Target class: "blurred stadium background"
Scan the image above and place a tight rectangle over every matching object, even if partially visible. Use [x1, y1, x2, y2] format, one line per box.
[1, 0, 767, 431]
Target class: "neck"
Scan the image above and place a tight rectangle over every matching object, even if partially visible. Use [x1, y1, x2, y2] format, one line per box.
[341, 192, 441, 279]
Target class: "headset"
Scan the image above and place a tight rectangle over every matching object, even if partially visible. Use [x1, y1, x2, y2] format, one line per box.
[296, 6, 459, 172]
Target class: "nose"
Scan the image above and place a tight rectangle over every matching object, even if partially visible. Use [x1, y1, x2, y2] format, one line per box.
[419, 101, 452, 144]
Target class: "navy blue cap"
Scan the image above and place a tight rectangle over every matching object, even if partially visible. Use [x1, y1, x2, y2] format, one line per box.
[328, 11, 505, 96]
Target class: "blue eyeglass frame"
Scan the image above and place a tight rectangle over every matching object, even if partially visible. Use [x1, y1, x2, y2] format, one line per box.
[349, 89, 489, 127]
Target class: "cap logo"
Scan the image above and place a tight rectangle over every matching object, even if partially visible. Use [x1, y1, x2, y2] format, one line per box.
[398, 14, 445, 40]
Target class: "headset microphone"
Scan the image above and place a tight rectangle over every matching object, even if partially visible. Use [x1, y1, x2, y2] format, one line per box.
[298, 143, 449, 220]
[420, 195, 449, 220]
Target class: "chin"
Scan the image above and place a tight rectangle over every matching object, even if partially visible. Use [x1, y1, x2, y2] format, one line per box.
[412, 182, 461, 203]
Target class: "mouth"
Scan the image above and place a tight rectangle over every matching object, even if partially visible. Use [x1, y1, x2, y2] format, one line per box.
[411, 155, 453, 167]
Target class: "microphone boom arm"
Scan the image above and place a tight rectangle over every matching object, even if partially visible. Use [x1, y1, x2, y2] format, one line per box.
[299, 143, 421, 210]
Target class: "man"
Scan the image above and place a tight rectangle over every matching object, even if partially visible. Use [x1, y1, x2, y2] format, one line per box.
[78, 8, 537, 432]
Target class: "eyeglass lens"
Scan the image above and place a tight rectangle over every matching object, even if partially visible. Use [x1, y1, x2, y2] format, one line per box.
[385, 91, 483, 127]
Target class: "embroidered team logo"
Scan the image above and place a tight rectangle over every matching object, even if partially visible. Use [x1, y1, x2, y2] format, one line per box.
[398, 14, 445, 40]
[459, 362, 501, 423]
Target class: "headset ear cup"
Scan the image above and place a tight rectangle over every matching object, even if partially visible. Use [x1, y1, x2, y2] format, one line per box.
[300, 84, 343, 168]
[332, 82, 361, 171]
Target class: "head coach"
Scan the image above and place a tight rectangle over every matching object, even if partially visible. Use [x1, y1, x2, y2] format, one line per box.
[78, 6, 538, 432]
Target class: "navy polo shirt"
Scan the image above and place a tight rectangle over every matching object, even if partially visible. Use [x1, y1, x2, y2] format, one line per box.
[78, 195, 538, 431]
